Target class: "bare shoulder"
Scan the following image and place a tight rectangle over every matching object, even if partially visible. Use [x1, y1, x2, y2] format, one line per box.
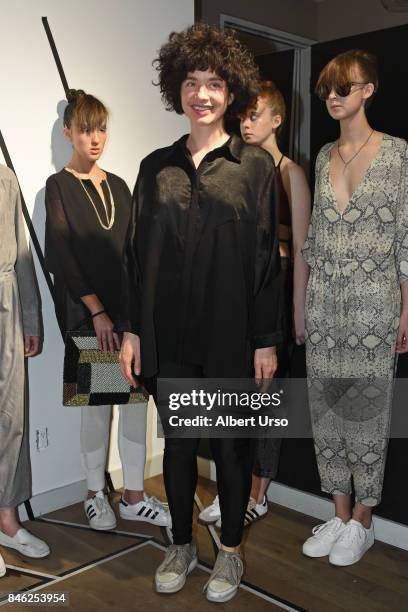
[280, 158, 308, 187]
[285, 158, 306, 179]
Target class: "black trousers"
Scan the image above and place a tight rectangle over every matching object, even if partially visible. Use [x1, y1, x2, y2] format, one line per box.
[252, 258, 292, 480]
[144, 362, 254, 547]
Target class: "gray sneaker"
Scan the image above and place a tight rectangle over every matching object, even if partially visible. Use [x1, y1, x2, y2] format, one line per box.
[155, 542, 198, 594]
[204, 549, 244, 603]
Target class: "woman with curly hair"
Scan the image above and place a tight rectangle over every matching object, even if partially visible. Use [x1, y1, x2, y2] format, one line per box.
[119, 23, 281, 602]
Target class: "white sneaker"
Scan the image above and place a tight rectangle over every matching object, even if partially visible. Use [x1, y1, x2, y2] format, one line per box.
[215, 496, 268, 529]
[119, 494, 171, 527]
[0, 529, 50, 559]
[84, 491, 117, 531]
[329, 519, 374, 566]
[198, 495, 220, 524]
[0, 552, 6, 577]
[244, 496, 268, 526]
[303, 517, 347, 558]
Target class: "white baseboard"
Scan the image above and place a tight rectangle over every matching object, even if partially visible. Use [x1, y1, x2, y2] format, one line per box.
[145, 452, 164, 480]
[266, 480, 408, 551]
[197, 455, 216, 481]
[197, 458, 408, 552]
[18, 479, 88, 522]
[17, 452, 165, 522]
[20, 456, 408, 553]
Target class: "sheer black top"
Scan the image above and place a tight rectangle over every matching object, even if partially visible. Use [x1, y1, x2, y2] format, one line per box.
[45, 169, 131, 334]
[118, 134, 282, 377]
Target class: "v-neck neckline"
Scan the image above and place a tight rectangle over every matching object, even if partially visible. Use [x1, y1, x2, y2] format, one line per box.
[63, 167, 112, 225]
[327, 133, 386, 218]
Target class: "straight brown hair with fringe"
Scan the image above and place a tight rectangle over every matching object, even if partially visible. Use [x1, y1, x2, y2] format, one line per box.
[64, 89, 109, 131]
[315, 50, 378, 107]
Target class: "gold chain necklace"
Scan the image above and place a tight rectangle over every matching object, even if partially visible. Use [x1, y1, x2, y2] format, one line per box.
[66, 167, 116, 230]
[78, 178, 115, 230]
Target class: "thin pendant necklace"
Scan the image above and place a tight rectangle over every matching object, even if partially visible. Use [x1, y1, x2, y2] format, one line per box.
[66, 167, 116, 230]
[337, 129, 374, 173]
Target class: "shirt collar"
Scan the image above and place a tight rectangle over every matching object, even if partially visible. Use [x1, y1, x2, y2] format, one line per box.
[169, 133, 243, 164]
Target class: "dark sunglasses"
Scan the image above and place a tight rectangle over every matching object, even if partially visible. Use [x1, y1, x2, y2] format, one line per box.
[316, 81, 368, 101]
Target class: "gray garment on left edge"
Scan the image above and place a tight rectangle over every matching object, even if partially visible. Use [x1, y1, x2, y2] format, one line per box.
[0, 164, 42, 508]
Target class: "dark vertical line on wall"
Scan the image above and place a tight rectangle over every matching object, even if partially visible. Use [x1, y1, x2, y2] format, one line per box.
[41, 17, 69, 95]
[0, 130, 55, 299]
[194, 0, 202, 22]
[24, 500, 35, 521]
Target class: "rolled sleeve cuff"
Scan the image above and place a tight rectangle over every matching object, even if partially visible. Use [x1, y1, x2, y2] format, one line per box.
[114, 318, 140, 336]
[253, 330, 283, 349]
[72, 285, 95, 302]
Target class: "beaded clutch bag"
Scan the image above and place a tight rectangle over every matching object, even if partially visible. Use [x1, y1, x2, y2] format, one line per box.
[63, 331, 147, 406]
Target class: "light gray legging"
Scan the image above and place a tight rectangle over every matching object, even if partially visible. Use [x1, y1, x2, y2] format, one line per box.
[80, 403, 148, 492]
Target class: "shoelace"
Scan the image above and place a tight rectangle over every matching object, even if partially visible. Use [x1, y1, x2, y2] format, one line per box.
[147, 495, 168, 514]
[93, 495, 108, 516]
[203, 552, 243, 592]
[336, 522, 365, 547]
[247, 497, 257, 511]
[312, 518, 341, 537]
[161, 545, 191, 575]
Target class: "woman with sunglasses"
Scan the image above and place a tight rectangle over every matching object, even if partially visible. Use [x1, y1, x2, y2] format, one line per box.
[302, 50, 408, 566]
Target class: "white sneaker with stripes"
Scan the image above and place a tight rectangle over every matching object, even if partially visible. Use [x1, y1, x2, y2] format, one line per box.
[215, 496, 268, 529]
[119, 494, 171, 527]
[84, 491, 117, 531]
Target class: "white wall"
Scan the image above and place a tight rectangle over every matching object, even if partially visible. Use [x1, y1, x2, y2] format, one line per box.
[0, 0, 193, 502]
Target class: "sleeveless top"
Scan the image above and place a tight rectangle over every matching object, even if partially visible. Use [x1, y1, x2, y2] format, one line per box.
[276, 155, 292, 262]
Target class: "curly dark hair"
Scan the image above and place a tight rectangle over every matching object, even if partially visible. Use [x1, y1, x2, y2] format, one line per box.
[153, 23, 260, 118]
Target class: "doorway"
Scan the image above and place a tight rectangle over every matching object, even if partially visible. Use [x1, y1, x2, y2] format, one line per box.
[221, 14, 315, 174]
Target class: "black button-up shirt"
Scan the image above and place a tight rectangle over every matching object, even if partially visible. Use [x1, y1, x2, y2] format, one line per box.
[118, 133, 282, 377]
